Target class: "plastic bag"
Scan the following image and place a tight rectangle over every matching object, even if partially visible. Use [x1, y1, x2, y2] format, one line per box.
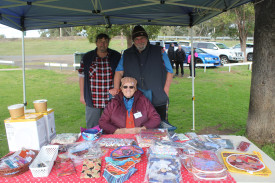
[144, 154, 182, 183]
[55, 158, 76, 177]
[67, 141, 96, 166]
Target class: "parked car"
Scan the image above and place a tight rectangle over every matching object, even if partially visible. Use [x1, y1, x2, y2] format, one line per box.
[193, 42, 243, 65]
[181, 46, 221, 67]
[231, 43, 253, 61]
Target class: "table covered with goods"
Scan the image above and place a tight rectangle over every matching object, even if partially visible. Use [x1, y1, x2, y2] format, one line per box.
[1, 126, 274, 183]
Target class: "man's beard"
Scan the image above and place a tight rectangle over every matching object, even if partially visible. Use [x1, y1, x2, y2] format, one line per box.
[135, 43, 146, 52]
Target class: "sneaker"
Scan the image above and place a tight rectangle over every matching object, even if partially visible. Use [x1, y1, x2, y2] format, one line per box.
[181, 74, 184, 77]
[187, 76, 192, 78]
[175, 74, 178, 76]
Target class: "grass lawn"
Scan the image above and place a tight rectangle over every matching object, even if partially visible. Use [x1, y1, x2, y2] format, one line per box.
[0, 37, 127, 55]
[0, 65, 274, 160]
[0, 37, 239, 56]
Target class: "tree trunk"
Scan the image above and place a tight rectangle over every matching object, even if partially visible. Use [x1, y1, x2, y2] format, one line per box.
[235, 8, 247, 62]
[246, 0, 275, 144]
[126, 34, 132, 48]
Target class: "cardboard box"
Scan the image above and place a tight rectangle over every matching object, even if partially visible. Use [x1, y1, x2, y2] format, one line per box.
[4, 114, 48, 152]
[25, 109, 56, 143]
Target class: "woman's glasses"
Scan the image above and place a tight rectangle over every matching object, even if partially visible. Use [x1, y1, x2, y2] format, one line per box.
[123, 85, 135, 89]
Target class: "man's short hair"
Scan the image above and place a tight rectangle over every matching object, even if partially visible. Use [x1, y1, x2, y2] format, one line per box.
[96, 33, 110, 43]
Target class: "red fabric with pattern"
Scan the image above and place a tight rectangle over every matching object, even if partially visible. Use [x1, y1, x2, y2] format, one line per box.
[0, 134, 236, 183]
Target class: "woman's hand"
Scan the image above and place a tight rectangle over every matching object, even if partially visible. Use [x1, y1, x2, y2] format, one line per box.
[109, 88, 119, 96]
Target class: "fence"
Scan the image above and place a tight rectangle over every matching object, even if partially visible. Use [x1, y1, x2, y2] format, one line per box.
[0, 60, 15, 65]
[157, 36, 254, 41]
[44, 63, 68, 70]
[223, 62, 252, 72]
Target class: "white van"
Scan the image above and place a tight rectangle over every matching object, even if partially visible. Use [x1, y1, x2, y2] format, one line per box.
[193, 42, 243, 65]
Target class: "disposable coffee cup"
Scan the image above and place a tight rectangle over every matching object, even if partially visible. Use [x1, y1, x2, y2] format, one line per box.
[8, 104, 25, 119]
[33, 99, 47, 113]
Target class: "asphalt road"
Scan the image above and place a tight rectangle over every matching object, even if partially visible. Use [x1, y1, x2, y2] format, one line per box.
[0, 55, 76, 70]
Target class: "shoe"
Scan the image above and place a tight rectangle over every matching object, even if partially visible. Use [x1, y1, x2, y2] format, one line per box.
[187, 76, 192, 78]
[181, 74, 184, 77]
[175, 74, 178, 76]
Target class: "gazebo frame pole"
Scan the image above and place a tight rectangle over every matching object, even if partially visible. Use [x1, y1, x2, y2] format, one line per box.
[22, 31, 26, 109]
[190, 27, 195, 131]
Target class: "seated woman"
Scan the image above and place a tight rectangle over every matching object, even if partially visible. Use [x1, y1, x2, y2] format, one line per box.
[99, 77, 161, 134]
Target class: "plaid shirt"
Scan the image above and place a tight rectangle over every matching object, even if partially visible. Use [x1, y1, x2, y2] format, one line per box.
[79, 55, 113, 108]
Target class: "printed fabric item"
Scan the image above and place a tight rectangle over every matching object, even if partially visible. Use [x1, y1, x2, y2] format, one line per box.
[103, 147, 142, 183]
[51, 133, 79, 144]
[111, 145, 144, 159]
[221, 151, 271, 177]
[80, 158, 101, 178]
[103, 167, 137, 183]
[55, 158, 76, 177]
[105, 155, 141, 172]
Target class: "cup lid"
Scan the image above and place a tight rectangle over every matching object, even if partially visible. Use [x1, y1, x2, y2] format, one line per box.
[33, 99, 47, 103]
[8, 104, 24, 110]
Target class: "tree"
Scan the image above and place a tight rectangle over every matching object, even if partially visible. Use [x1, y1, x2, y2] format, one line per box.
[211, 3, 254, 61]
[232, 3, 255, 62]
[39, 27, 79, 37]
[81, 25, 161, 48]
[246, 0, 275, 144]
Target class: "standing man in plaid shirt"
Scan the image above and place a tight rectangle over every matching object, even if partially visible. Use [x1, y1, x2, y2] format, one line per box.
[78, 33, 121, 128]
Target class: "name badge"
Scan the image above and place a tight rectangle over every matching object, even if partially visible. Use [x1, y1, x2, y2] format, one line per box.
[134, 112, 142, 119]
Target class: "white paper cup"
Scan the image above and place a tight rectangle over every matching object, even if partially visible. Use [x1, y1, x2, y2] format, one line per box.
[33, 99, 47, 113]
[8, 104, 25, 119]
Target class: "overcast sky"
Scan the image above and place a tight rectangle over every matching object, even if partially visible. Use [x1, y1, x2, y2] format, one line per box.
[0, 24, 40, 38]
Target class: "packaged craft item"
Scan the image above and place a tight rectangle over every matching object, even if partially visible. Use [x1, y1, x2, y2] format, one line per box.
[215, 139, 234, 149]
[111, 145, 144, 159]
[176, 133, 190, 141]
[145, 155, 182, 183]
[83, 143, 105, 159]
[137, 128, 170, 147]
[149, 142, 179, 157]
[81, 125, 102, 141]
[182, 150, 227, 181]
[0, 149, 37, 177]
[80, 158, 101, 178]
[51, 133, 79, 144]
[221, 151, 271, 176]
[97, 138, 137, 148]
[184, 139, 221, 152]
[185, 132, 199, 140]
[103, 145, 143, 183]
[55, 158, 76, 177]
[237, 141, 251, 152]
[68, 141, 97, 165]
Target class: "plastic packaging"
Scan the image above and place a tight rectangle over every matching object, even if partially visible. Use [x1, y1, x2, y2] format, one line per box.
[97, 138, 137, 148]
[67, 141, 97, 166]
[181, 150, 227, 181]
[137, 129, 170, 148]
[144, 154, 182, 183]
[51, 133, 79, 144]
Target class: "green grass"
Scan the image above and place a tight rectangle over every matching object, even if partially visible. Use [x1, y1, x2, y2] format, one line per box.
[0, 37, 240, 56]
[0, 65, 18, 69]
[0, 66, 274, 160]
[0, 37, 127, 55]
